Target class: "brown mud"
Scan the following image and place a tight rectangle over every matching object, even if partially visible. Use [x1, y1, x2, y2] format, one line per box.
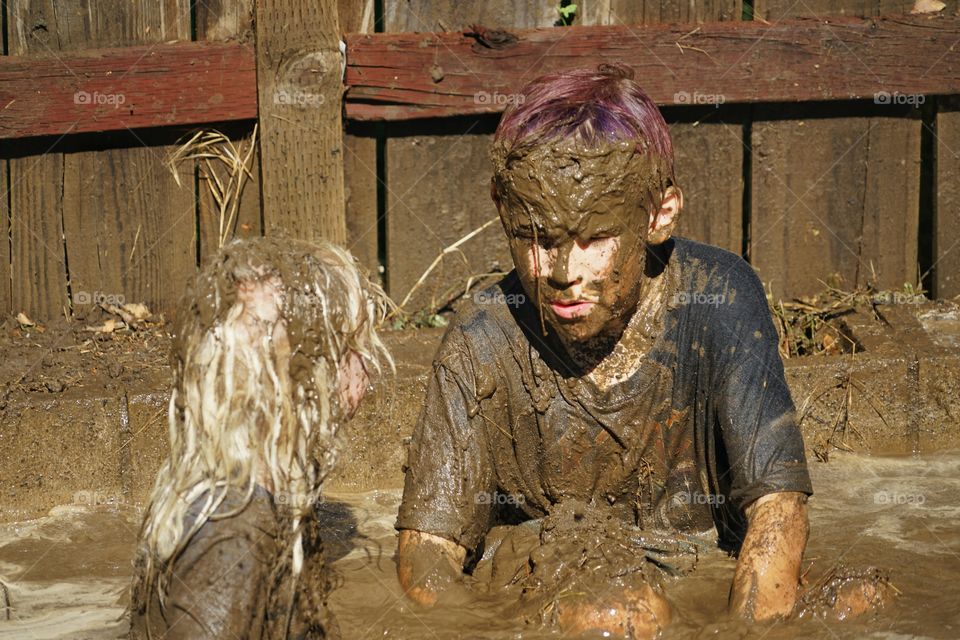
[1, 452, 958, 638]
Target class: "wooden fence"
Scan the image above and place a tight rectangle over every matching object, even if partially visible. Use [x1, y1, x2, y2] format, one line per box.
[1, 0, 959, 322]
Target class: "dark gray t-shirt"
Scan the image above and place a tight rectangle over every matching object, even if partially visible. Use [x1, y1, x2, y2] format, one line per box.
[397, 238, 813, 551]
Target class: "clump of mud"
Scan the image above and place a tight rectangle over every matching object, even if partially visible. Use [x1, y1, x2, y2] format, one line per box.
[482, 500, 704, 637]
[796, 564, 896, 620]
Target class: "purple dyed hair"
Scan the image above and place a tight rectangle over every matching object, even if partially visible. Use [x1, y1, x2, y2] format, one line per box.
[493, 62, 676, 190]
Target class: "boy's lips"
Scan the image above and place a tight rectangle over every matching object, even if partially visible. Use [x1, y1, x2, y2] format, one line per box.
[549, 299, 596, 319]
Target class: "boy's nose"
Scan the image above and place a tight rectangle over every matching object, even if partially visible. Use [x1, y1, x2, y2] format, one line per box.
[548, 242, 583, 288]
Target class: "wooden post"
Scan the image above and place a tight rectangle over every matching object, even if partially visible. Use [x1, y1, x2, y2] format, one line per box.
[254, 0, 347, 243]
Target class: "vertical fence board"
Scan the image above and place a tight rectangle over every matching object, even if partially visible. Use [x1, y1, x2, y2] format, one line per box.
[8, 2, 70, 319]
[9, 153, 67, 318]
[9, 0, 193, 318]
[751, 0, 922, 300]
[754, 0, 942, 17]
[196, 0, 261, 265]
[255, 0, 346, 243]
[607, 0, 741, 23]
[670, 122, 744, 253]
[936, 97, 960, 299]
[752, 115, 920, 298]
[62, 147, 195, 313]
[1, 159, 9, 312]
[341, 0, 380, 278]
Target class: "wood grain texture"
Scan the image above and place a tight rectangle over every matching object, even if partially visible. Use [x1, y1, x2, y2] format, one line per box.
[0, 159, 9, 311]
[935, 96, 960, 299]
[196, 0, 261, 265]
[752, 0, 924, 300]
[345, 14, 960, 120]
[255, 0, 346, 243]
[61, 146, 195, 312]
[671, 122, 744, 253]
[751, 114, 921, 298]
[8, 0, 194, 319]
[196, 0, 255, 42]
[9, 152, 68, 317]
[0, 42, 257, 139]
[341, 0, 380, 278]
[606, 0, 742, 23]
[753, 0, 948, 18]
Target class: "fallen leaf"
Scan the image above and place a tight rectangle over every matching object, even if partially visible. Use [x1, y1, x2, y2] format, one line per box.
[122, 302, 151, 322]
[16, 312, 35, 327]
[911, 0, 946, 14]
[85, 318, 120, 333]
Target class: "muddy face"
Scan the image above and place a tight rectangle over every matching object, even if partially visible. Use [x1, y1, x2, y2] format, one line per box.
[492, 137, 673, 347]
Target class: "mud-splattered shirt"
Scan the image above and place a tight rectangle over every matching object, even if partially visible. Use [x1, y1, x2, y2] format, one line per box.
[129, 486, 336, 640]
[397, 238, 813, 551]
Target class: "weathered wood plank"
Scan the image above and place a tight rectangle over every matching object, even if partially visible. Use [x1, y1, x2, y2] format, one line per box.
[345, 14, 960, 120]
[62, 146, 196, 313]
[9, 152, 68, 318]
[936, 96, 960, 299]
[754, 0, 943, 18]
[751, 114, 921, 298]
[0, 42, 256, 140]
[196, 0, 262, 264]
[671, 121, 743, 253]
[606, 0, 742, 23]
[751, 0, 923, 300]
[255, 0, 347, 243]
[341, 0, 380, 278]
[0, 159, 9, 312]
[196, 0, 255, 43]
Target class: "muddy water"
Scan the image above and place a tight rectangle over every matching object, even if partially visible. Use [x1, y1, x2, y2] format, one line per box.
[2, 452, 959, 639]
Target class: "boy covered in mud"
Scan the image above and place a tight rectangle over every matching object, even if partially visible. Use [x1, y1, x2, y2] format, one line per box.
[129, 237, 392, 639]
[395, 64, 814, 636]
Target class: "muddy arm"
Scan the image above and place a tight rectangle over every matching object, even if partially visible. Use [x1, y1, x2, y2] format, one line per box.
[397, 529, 476, 607]
[729, 491, 809, 620]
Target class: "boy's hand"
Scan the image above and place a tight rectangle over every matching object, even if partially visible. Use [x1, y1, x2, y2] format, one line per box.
[397, 529, 474, 606]
[729, 491, 809, 620]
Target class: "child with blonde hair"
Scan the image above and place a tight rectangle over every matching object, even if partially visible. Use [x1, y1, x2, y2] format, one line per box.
[130, 237, 392, 639]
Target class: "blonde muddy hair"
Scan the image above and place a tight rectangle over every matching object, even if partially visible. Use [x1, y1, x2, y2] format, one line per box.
[133, 236, 392, 617]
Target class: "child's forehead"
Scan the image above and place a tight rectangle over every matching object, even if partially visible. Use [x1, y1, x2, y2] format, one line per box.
[509, 206, 639, 239]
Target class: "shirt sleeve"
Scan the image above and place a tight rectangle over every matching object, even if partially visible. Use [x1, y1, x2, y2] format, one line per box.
[395, 321, 497, 551]
[711, 267, 814, 512]
[160, 492, 277, 640]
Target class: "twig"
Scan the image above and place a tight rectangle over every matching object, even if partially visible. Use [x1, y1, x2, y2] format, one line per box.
[392, 216, 499, 315]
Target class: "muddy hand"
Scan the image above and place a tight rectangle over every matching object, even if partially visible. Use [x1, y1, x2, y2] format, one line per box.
[397, 529, 484, 607]
[795, 566, 897, 620]
[554, 584, 671, 639]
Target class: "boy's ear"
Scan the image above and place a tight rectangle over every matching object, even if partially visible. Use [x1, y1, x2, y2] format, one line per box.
[647, 186, 682, 245]
[490, 178, 501, 211]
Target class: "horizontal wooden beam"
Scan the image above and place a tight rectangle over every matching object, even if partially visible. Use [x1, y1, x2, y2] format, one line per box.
[1, 13, 958, 137]
[344, 14, 960, 120]
[0, 41, 257, 139]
